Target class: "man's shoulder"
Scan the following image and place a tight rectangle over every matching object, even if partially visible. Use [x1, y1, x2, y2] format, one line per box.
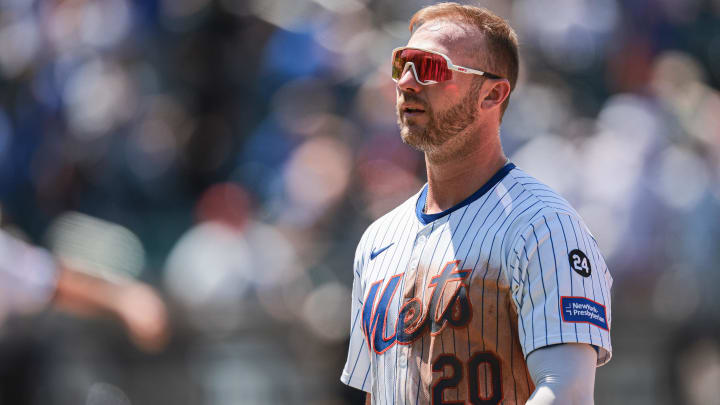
[502, 167, 592, 241]
[505, 167, 582, 220]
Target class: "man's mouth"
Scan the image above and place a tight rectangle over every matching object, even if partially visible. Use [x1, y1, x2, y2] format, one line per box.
[401, 105, 426, 115]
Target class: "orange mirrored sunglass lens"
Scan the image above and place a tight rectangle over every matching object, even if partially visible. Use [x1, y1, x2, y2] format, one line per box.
[392, 49, 453, 83]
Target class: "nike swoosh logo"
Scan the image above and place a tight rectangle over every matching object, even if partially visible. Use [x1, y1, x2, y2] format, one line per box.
[370, 243, 394, 260]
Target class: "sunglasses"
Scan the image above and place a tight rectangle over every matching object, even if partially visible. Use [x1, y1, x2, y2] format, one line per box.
[391, 47, 503, 85]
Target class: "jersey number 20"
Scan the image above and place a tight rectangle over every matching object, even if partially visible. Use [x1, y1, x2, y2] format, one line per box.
[431, 352, 502, 404]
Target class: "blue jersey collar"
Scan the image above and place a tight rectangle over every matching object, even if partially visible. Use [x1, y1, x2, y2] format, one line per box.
[415, 162, 515, 225]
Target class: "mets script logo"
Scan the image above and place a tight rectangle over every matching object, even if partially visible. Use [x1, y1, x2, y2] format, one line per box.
[362, 260, 473, 354]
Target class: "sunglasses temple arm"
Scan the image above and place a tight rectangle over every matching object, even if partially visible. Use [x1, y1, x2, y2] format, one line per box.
[450, 65, 487, 77]
[450, 64, 505, 79]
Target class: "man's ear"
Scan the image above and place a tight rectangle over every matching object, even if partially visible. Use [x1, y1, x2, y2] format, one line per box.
[480, 79, 511, 112]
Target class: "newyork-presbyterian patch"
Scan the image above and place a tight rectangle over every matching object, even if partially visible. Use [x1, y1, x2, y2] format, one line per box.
[560, 296, 608, 330]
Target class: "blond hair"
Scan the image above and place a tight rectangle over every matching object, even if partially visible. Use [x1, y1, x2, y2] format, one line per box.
[409, 3, 519, 115]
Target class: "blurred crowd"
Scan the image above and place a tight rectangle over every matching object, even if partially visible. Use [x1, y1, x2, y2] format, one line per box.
[0, 0, 719, 404]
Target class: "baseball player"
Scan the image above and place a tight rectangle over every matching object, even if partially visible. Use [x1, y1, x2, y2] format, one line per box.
[341, 3, 612, 404]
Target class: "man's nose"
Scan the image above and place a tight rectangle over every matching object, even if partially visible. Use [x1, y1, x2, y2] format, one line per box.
[397, 64, 422, 93]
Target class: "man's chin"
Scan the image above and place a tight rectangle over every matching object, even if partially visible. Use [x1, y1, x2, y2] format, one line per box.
[400, 127, 433, 151]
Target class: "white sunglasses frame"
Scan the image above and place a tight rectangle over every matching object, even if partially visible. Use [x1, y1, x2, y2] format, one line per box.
[391, 46, 501, 85]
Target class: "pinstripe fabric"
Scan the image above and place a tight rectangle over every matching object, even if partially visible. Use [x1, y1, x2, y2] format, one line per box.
[341, 165, 613, 404]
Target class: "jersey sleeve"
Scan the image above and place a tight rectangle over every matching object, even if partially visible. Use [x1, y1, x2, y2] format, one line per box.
[0, 230, 59, 317]
[508, 212, 612, 366]
[340, 232, 372, 392]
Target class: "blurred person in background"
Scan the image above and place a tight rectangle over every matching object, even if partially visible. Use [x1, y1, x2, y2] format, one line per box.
[0, 227, 168, 353]
[341, 3, 612, 404]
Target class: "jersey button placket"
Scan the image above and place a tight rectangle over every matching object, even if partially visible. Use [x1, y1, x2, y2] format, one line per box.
[408, 233, 427, 270]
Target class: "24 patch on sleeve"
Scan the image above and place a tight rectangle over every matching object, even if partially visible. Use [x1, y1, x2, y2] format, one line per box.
[568, 249, 591, 277]
[560, 296, 608, 330]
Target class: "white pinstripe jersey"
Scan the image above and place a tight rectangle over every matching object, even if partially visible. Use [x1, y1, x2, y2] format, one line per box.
[341, 163, 613, 405]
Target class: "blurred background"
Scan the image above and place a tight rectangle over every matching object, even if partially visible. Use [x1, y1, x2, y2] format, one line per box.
[0, 0, 719, 403]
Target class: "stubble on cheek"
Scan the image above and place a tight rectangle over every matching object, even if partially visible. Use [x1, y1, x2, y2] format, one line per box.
[435, 95, 476, 136]
[396, 83, 480, 153]
[395, 76, 484, 156]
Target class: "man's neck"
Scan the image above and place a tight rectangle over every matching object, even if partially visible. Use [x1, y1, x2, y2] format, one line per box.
[424, 146, 507, 214]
